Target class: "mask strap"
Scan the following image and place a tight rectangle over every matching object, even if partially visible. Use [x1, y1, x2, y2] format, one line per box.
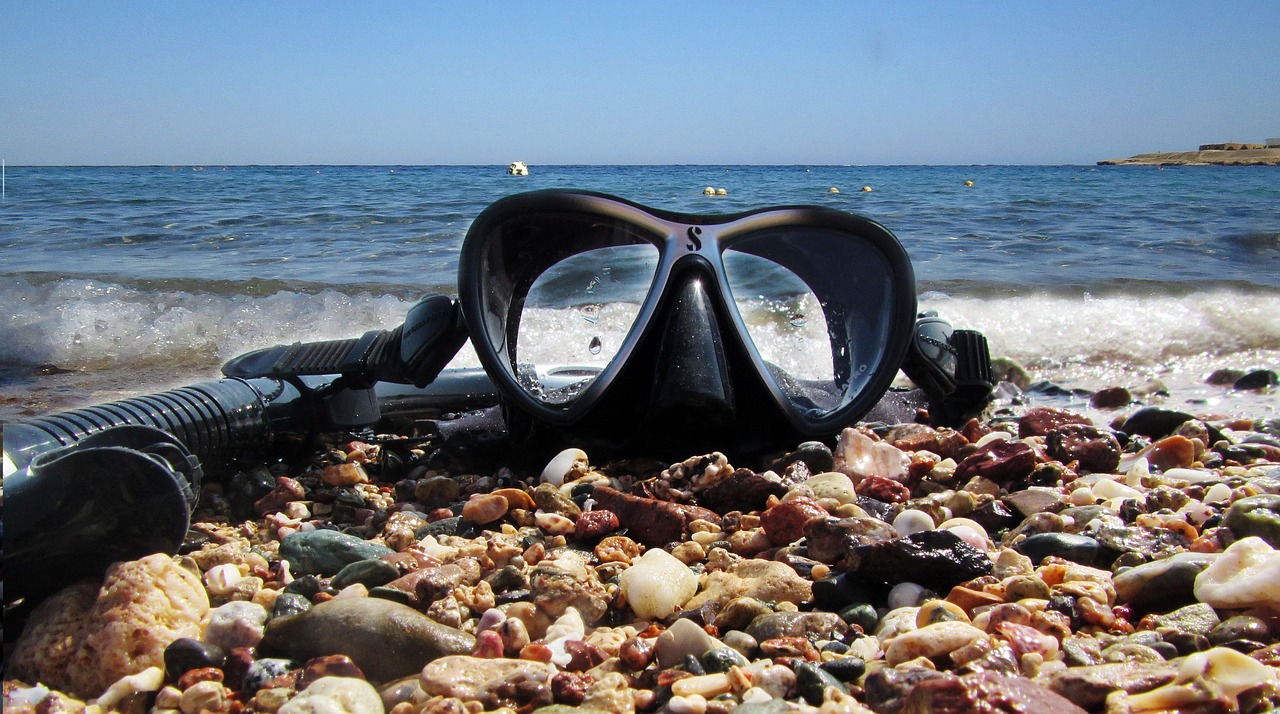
[900, 313, 995, 425]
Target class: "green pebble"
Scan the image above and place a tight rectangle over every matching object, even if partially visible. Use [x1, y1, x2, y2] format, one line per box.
[793, 660, 848, 706]
[1223, 494, 1280, 547]
[838, 602, 879, 632]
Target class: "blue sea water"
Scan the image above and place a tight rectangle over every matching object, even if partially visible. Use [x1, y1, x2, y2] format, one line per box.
[2, 164, 1278, 422]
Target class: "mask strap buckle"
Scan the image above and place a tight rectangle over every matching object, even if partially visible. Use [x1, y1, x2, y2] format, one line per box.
[901, 313, 994, 425]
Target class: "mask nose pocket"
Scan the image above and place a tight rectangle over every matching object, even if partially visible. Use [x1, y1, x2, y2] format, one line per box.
[650, 277, 734, 419]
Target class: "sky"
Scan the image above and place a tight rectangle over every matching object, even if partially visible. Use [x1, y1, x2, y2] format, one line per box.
[4, 2, 1279, 166]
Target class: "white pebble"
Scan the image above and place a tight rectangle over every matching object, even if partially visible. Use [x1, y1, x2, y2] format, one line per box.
[1193, 536, 1280, 609]
[893, 509, 934, 537]
[975, 431, 1012, 447]
[278, 676, 384, 714]
[93, 667, 164, 711]
[619, 548, 698, 620]
[282, 501, 311, 519]
[203, 601, 268, 650]
[1203, 482, 1233, 504]
[534, 511, 576, 535]
[887, 581, 931, 609]
[203, 563, 244, 597]
[541, 448, 588, 486]
[1092, 478, 1143, 500]
[1069, 486, 1096, 506]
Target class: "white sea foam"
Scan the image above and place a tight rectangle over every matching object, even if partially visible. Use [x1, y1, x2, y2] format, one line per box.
[2, 279, 1277, 421]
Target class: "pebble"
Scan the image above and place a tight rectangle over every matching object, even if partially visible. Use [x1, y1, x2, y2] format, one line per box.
[258, 596, 476, 683]
[203, 601, 269, 651]
[279, 676, 383, 714]
[1193, 536, 1280, 609]
[617, 547, 698, 620]
[7, 553, 209, 699]
[280, 530, 394, 576]
[9, 403, 1280, 713]
[1016, 532, 1100, 565]
[1223, 493, 1280, 546]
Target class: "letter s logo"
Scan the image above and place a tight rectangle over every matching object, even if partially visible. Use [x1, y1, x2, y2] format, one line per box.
[685, 226, 703, 251]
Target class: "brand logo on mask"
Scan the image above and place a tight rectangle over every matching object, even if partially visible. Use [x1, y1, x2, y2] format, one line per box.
[685, 226, 703, 251]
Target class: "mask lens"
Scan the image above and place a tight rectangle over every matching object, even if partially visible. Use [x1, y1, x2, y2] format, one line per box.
[724, 228, 902, 418]
[506, 223, 660, 405]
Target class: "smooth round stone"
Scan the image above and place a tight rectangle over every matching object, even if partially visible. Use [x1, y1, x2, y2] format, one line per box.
[1122, 407, 1195, 439]
[271, 592, 312, 620]
[745, 611, 847, 643]
[1209, 615, 1271, 646]
[1234, 369, 1279, 391]
[721, 630, 758, 658]
[280, 530, 394, 576]
[258, 597, 476, 683]
[793, 660, 848, 706]
[1003, 574, 1052, 602]
[1223, 494, 1280, 547]
[163, 638, 226, 681]
[701, 646, 749, 673]
[820, 656, 866, 683]
[838, 603, 880, 633]
[331, 558, 400, 590]
[1015, 532, 1099, 565]
[279, 675, 383, 714]
[1114, 552, 1217, 609]
[413, 476, 460, 507]
[893, 509, 935, 537]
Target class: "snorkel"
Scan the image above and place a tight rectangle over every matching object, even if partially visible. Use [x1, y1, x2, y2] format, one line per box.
[2, 189, 994, 613]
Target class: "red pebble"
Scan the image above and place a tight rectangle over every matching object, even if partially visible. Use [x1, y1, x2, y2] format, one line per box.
[177, 667, 224, 691]
[551, 671, 594, 706]
[427, 507, 455, 522]
[760, 497, 828, 546]
[471, 629, 505, 658]
[855, 474, 911, 503]
[575, 509, 621, 539]
[520, 643, 554, 663]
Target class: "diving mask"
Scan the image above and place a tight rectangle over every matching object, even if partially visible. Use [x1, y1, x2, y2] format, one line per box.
[460, 190, 924, 455]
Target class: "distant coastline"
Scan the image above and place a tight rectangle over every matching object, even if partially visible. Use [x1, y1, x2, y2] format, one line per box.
[1099, 142, 1280, 166]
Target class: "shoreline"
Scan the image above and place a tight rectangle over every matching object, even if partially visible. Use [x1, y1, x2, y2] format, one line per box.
[1098, 148, 1280, 166]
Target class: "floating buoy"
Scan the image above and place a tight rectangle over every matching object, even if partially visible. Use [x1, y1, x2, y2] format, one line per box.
[964, 180, 974, 187]
[508, 161, 529, 176]
[715, 188, 727, 196]
[703, 186, 716, 195]
[828, 187, 840, 194]
[861, 186, 873, 192]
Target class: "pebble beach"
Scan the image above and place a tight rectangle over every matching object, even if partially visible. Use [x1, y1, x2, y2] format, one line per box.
[5, 385, 1280, 714]
[3, 164, 1278, 713]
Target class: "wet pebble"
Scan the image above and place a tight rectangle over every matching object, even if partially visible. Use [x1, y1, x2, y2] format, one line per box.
[164, 638, 227, 681]
[1016, 532, 1099, 565]
[280, 530, 393, 576]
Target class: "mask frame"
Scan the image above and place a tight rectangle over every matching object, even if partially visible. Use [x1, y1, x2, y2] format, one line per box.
[458, 190, 920, 442]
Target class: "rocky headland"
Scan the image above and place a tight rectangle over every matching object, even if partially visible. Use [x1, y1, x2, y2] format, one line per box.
[1099, 142, 1280, 166]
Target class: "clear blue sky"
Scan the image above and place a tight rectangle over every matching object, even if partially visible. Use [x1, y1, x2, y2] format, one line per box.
[4, 2, 1278, 165]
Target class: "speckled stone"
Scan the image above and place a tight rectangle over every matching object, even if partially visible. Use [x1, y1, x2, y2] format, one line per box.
[280, 530, 394, 576]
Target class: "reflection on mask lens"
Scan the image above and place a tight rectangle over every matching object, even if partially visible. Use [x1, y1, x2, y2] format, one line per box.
[516, 244, 659, 403]
[724, 228, 899, 417]
[723, 251, 838, 408]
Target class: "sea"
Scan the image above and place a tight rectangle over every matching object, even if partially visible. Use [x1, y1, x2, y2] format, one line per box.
[2, 164, 1278, 428]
